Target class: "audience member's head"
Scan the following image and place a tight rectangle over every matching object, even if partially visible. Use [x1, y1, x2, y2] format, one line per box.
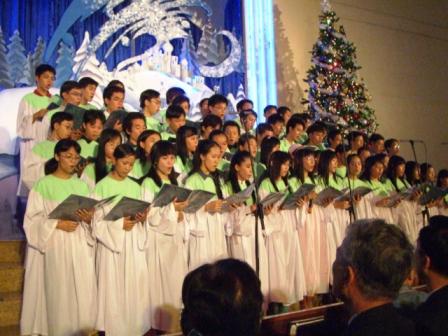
[416, 216, 448, 291]
[333, 219, 413, 314]
[181, 258, 263, 336]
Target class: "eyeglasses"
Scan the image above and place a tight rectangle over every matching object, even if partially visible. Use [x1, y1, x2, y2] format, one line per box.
[59, 154, 81, 161]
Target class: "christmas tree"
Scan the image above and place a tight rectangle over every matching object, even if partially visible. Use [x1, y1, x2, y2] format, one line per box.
[6, 30, 27, 86]
[303, 0, 377, 134]
[55, 42, 74, 87]
[0, 28, 13, 88]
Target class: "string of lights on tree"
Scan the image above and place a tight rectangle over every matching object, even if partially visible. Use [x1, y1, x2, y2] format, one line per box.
[302, 0, 377, 134]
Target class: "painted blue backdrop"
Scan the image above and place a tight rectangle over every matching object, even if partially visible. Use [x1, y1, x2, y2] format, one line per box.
[0, 0, 245, 95]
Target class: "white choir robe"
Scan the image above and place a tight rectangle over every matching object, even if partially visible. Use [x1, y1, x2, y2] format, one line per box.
[141, 187, 187, 332]
[369, 195, 396, 224]
[16, 97, 51, 197]
[321, 204, 350, 284]
[227, 206, 269, 298]
[21, 183, 97, 335]
[296, 203, 330, 295]
[393, 200, 420, 244]
[183, 208, 230, 270]
[281, 208, 307, 302]
[22, 150, 48, 191]
[92, 200, 151, 336]
[353, 194, 376, 220]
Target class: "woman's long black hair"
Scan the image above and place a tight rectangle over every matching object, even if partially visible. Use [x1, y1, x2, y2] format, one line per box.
[405, 161, 420, 186]
[317, 149, 340, 187]
[292, 147, 316, 184]
[44, 139, 81, 175]
[227, 151, 256, 204]
[95, 129, 122, 183]
[360, 154, 384, 182]
[385, 155, 406, 192]
[176, 125, 198, 165]
[259, 150, 292, 193]
[188, 139, 223, 199]
[136, 129, 161, 162]
[259, 136, 280, 167]
[142, 140, 178, 187]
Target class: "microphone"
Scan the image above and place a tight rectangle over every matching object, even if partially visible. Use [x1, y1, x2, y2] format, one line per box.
[399, 139, 424, 144]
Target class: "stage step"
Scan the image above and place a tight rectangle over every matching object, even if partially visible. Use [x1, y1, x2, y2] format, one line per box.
[0, 240, 25, 264]
[0, 263, 24, 293]
[0, 324, 20, 336]
[0, 291, 21, 328]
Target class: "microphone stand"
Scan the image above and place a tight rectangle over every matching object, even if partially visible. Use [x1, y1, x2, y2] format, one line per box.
[243, 114, 265, 276]
[341, 133, 357, 223]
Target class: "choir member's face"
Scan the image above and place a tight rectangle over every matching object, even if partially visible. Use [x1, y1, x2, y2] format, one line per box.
[83, 119, 103, 141]
[242, 114, 257, 131]
[201, 146, 220, 173]
[329, 157, 338, 174]
[396, 163, 405, 178]
[413, 167, 421, 181]
[235, 158, 253, 181]
[309, 131, 325, 146]
[200, 100, 209, 118]
[348, 156, 362, 177]
[352, 136, 364, 150]
[388, 141, 400, 156]
[370, 140, 385, 154]
[330, 134, 342, 149]
[240, 139, 257, 159]
[56, 147, 80, 175]
[114, 155, 135, 178]
[105, 137, 121, 160]
[179, 101, 190, 114]
[289, 124, 304, 142]
[427, 167, 436, 182]
[63, 88, 82, 106]
[224, 126, 239, 146]
[157, 154, 175, 176]
[440, 177, 448, 188]
[145, 97, 161, 115]
[282, 110, 292, 124]
[141, 134, 161, 155]
[36, 71, 55, 91]
[83, 84, 97, 102]
[212, 134, 228, 158]
[168, 115, 186, 133]
[209, 102, 227, 120]
[303, 154, 315, 173]
[55, 120, 74, 140]
[264, 108, 276, 119]
[370, 162, 384, 180]
[272, 122, 284, 138]
[129, 119, 146, 144]
[280, 160, 291, 178]
[185, 134, 199, 154]
[105, 92, 124, 112]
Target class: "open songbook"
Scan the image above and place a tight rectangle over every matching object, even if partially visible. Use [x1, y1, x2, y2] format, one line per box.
[260, 192, 285, 207]
[151, 184, 215, 213]
[103, 196, 150, 221]
[48, 194, 116, 221]
[313, 187, 344, 206]
[335, 186, 372, 202]
[64, 104, 87, 129]
[280, 183, 316, 210]
[419, 186, 448, 206]
[46, 102, 60, 111]
[220, 184, 256, 213]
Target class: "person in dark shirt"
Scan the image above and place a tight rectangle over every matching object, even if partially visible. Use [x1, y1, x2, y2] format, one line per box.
[332, 219, 416, 336]
[414, 215, 448, 336]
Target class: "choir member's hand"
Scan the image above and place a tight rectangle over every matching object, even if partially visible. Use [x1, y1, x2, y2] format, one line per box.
[309, 191, 317, 200]
[173, 198, 189, 212]
[295, 197, 306, 208]
[228, 202, 240, 212]
[263, 204, 274, 215]
[32, 109, 48, 123]
[135, 208, 149, 223]
[71, 129, 82, 141]
[250, 204, 257, 213]
[321, 197, 333, 207]
[57, 220, 79, 232]
[334, 200, 351, 210]
[123, 216, 136, 231]
[411, 190, 422, 202]
[76, 208, 94, 224]
[376, 197, 390, 207]
[354, 194, 362, 203]
[205, 199, 223, 213]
